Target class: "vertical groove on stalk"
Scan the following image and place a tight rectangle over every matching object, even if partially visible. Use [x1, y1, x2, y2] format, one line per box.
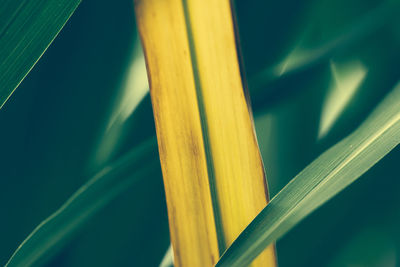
[134, 0, 277, 266]
[182, 0, 277, 265]
[181, 0, 227, 254]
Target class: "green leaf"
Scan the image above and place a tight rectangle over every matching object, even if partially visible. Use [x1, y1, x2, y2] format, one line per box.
[5, 138, 157, 267]
[248, 0, 399, 109]
[0, 0, 81, 108]
[216, 82, 400, 267]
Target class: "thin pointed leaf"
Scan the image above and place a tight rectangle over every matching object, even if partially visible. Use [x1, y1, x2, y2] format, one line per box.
[217, 82, 400, 267]
[0, 0, 81, 108]
[5, 138, 157, 267]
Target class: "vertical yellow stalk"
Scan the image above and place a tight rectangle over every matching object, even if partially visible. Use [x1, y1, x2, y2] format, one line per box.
[134, 0, 276, 266]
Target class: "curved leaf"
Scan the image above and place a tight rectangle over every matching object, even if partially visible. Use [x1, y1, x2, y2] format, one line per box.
[5, 138, 157, 267]
[216, 82, 400, 267]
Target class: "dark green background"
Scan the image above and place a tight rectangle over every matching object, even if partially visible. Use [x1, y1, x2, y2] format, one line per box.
[1, 0, 399, 266]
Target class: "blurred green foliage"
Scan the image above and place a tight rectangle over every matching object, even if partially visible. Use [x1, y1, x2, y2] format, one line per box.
[1, 0, 399, 266]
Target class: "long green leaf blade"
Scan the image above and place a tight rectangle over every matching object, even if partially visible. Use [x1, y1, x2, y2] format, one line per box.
[0, 0, 81, 108]
[5, 138, 157, 267]
[216, 82, 400, 267]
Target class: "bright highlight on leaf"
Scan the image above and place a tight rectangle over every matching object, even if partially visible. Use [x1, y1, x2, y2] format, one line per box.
[217, 82, 400, 267]
[250, 0, 396, 91]
[91, 37, 149, 168]
[159, 245, 174, 267]
[319, 60, 367, 138]
[106, 40, 149, 130]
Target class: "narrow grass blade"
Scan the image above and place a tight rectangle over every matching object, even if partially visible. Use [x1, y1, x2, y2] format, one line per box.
[216, 82, 400, 267]
[0, 0, 81, 108]
[5, 138, 157, 267]
[134, 0, 276, 266]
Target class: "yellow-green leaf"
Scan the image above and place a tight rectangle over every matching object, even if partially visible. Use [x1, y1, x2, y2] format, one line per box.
[134, 0, 276, 266]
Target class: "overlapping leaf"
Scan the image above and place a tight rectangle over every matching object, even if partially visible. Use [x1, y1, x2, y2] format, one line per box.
[216, 82, 400, 266]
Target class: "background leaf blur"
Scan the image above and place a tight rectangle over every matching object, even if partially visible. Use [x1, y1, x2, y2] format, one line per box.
[1, 0, 399, 266]
[217, 82, 400, 266]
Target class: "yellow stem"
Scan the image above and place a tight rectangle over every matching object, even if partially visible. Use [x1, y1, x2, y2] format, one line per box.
[134, 0, 277, 266]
